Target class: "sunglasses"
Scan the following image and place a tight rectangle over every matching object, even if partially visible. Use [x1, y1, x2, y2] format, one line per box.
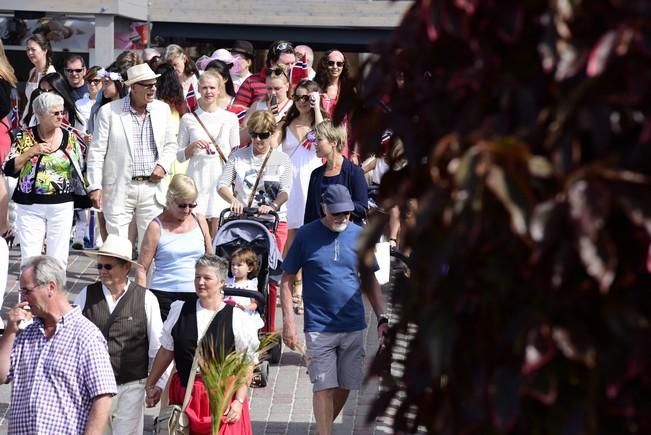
[96, 263, 115, 270]
[177, 202, 198, 209]
[89, 79, 102, 85]
[65, 68, 84, 74]
[135, 82, 157, 89]
[249, 131, 272, 140]
[50, 110, 65, 117]
[272, 41, 293, 57]
[327, 61, 344, 68]
[293, 94, 310, 103]
[266, 67, 289, 81]
[332, 211, 351, 217]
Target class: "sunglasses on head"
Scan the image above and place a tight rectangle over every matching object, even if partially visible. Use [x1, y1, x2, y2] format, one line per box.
[177, 202, 198, 209]
[249, 131, 272, 140]
[96, 263, 114, 270]
[293, 94, 310, 103]
[272, 41, 293, 57]
[65, 68, 84, 74]
[266, 67, 289, 81]
[327, 61, 344, 68]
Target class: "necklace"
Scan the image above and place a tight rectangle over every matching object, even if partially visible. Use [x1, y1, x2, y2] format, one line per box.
[37, 126, 58, 147]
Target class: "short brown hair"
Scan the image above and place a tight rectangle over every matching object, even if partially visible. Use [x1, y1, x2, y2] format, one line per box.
[231, 247, 259, 278]
[247, 110, 277, 135]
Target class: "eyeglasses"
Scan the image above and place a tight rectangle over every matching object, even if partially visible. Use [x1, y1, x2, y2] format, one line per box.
[96, 263, 114, 270]
[327, 61, 344, 68]
[50, 111, 65, 117]
[249, 131, 272, 140]
[135, 82, 157, 89]
[293, 94, 310, 103]
[332, 211, 351, 217]
[271, 41, 293, 58]
[177, 203, 198, 209]
[266, 67, 289, 81]
[65, 68, 84, 74]
[89, 79, 102, 85]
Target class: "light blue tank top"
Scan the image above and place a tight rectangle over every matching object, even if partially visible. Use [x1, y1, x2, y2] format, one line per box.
[150, 215, 205, 293]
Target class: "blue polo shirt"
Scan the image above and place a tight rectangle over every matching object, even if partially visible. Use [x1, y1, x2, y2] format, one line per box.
[283, 220, 372, 333]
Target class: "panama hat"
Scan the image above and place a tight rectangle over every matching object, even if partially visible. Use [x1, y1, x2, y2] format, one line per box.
[124, 63, 160, 86]
[85, 234, 141, 267]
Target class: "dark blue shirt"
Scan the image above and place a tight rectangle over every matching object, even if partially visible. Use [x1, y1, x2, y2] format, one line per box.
[283, 220, 367, 332]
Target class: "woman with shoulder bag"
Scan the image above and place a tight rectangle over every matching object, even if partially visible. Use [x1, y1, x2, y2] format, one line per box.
[177, 71, 239, 237]
[146, 254, 262, 434]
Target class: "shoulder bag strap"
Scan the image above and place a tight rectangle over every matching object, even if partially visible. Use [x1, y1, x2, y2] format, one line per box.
[191, 111, 227, 164]
[247, 149, 272, 208]
[181, 308, 220, 411]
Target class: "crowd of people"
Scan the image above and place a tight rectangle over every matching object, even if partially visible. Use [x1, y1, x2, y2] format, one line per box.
[0, 37, 406, 434]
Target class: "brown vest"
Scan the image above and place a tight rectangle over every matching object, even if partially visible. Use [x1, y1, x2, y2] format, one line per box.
[82, 281, 149, 385]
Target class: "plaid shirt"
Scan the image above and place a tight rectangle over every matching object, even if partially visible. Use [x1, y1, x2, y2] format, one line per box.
[8, 306, 117, 434]
[123, 97, 158, 177]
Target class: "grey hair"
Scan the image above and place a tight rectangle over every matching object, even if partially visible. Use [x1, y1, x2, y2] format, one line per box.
[195, 254, 228, 281]
[33, 92, 64, 116]
[21, 256, 66, 291]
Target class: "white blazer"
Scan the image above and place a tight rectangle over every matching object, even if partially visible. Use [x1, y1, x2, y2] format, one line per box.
[86, 97, 177, 215]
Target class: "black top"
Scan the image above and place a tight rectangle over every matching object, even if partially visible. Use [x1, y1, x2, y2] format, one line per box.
[0, 79, 12, 120]
[171, 302, 235, 387]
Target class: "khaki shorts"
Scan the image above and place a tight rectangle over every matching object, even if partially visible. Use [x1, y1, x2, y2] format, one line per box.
[305, 330, 366, 392]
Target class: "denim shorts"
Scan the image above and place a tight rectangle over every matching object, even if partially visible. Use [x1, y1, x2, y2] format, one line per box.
[305, 329, 366, 392]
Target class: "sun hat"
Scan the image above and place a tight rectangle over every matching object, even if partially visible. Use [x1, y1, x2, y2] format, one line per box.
[84, 234, 141, 267]
[321, 184, 355, 214]
[124, 63, 160, 86]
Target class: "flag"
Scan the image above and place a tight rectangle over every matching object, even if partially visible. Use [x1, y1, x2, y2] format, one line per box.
[185, 83, 198, 112]
[61, 118, 88, 157]
[290, 63, 308, 89]
[301, 129, 317, 150]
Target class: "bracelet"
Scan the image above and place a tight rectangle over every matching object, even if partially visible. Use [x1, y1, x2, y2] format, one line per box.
[377, 314, 389, 328]
[270, 202, 279, 211]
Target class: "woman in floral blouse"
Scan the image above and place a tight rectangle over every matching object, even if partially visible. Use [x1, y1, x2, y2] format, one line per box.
[2, 92, 85, 268]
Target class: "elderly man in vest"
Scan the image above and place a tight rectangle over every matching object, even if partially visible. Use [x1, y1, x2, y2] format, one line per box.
[87, 63, 177, 249]
[75, 234, 169, 434]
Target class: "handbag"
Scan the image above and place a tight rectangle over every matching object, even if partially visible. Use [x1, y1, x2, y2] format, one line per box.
[154, 310, 219, 434]
[191, 111, 227, 163]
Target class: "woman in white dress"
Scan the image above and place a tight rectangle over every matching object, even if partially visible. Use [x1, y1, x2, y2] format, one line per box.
[177, 71, 240, 237]
[279, 79, 325, 314]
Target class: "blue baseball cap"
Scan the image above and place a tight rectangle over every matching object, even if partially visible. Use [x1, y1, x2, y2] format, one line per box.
[321, 185, 354, 214]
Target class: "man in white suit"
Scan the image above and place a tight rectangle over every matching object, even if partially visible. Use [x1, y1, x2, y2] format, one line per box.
[87, 64, 177, 249]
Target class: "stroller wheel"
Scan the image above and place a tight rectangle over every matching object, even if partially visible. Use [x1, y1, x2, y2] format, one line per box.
[270, 340, 282, 364]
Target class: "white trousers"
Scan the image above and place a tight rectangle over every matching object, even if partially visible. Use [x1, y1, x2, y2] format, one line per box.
[103, 181, 163, 251]
[105, 379, 146, 435]
[16, 202, 74, 268]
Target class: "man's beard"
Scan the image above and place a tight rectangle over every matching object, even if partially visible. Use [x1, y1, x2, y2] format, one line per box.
[331, 222, 349, 233]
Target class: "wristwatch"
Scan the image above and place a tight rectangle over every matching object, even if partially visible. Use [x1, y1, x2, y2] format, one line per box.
[377, 314, 389, 328]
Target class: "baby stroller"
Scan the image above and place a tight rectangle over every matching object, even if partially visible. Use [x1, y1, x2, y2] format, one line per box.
[213, 207, 283, 387]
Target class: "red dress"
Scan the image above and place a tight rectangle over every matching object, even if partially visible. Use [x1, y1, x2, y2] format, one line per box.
[169, 372, 253, 435]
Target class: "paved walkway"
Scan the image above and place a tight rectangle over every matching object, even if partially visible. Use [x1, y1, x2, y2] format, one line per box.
[0, 246, 388, 434]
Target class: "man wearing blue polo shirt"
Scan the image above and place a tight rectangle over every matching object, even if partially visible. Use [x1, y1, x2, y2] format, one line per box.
[280, 184, 388, 435]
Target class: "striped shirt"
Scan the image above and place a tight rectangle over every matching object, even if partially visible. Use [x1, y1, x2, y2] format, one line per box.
[8, 306, 117, 434]
[123, 97, 158, 177]
[218, 146, 292, 222]
[233, 72, 266, 109]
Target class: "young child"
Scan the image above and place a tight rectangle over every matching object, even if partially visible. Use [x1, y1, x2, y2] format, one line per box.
[225, 247, 259, 314]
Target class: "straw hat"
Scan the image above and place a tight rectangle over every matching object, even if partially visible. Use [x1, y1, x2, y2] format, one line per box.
[124, 63, 160, 86]
[85, 234, 141, 267]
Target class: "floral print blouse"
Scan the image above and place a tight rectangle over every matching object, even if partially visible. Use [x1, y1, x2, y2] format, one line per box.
[2, 127, 85, 205]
